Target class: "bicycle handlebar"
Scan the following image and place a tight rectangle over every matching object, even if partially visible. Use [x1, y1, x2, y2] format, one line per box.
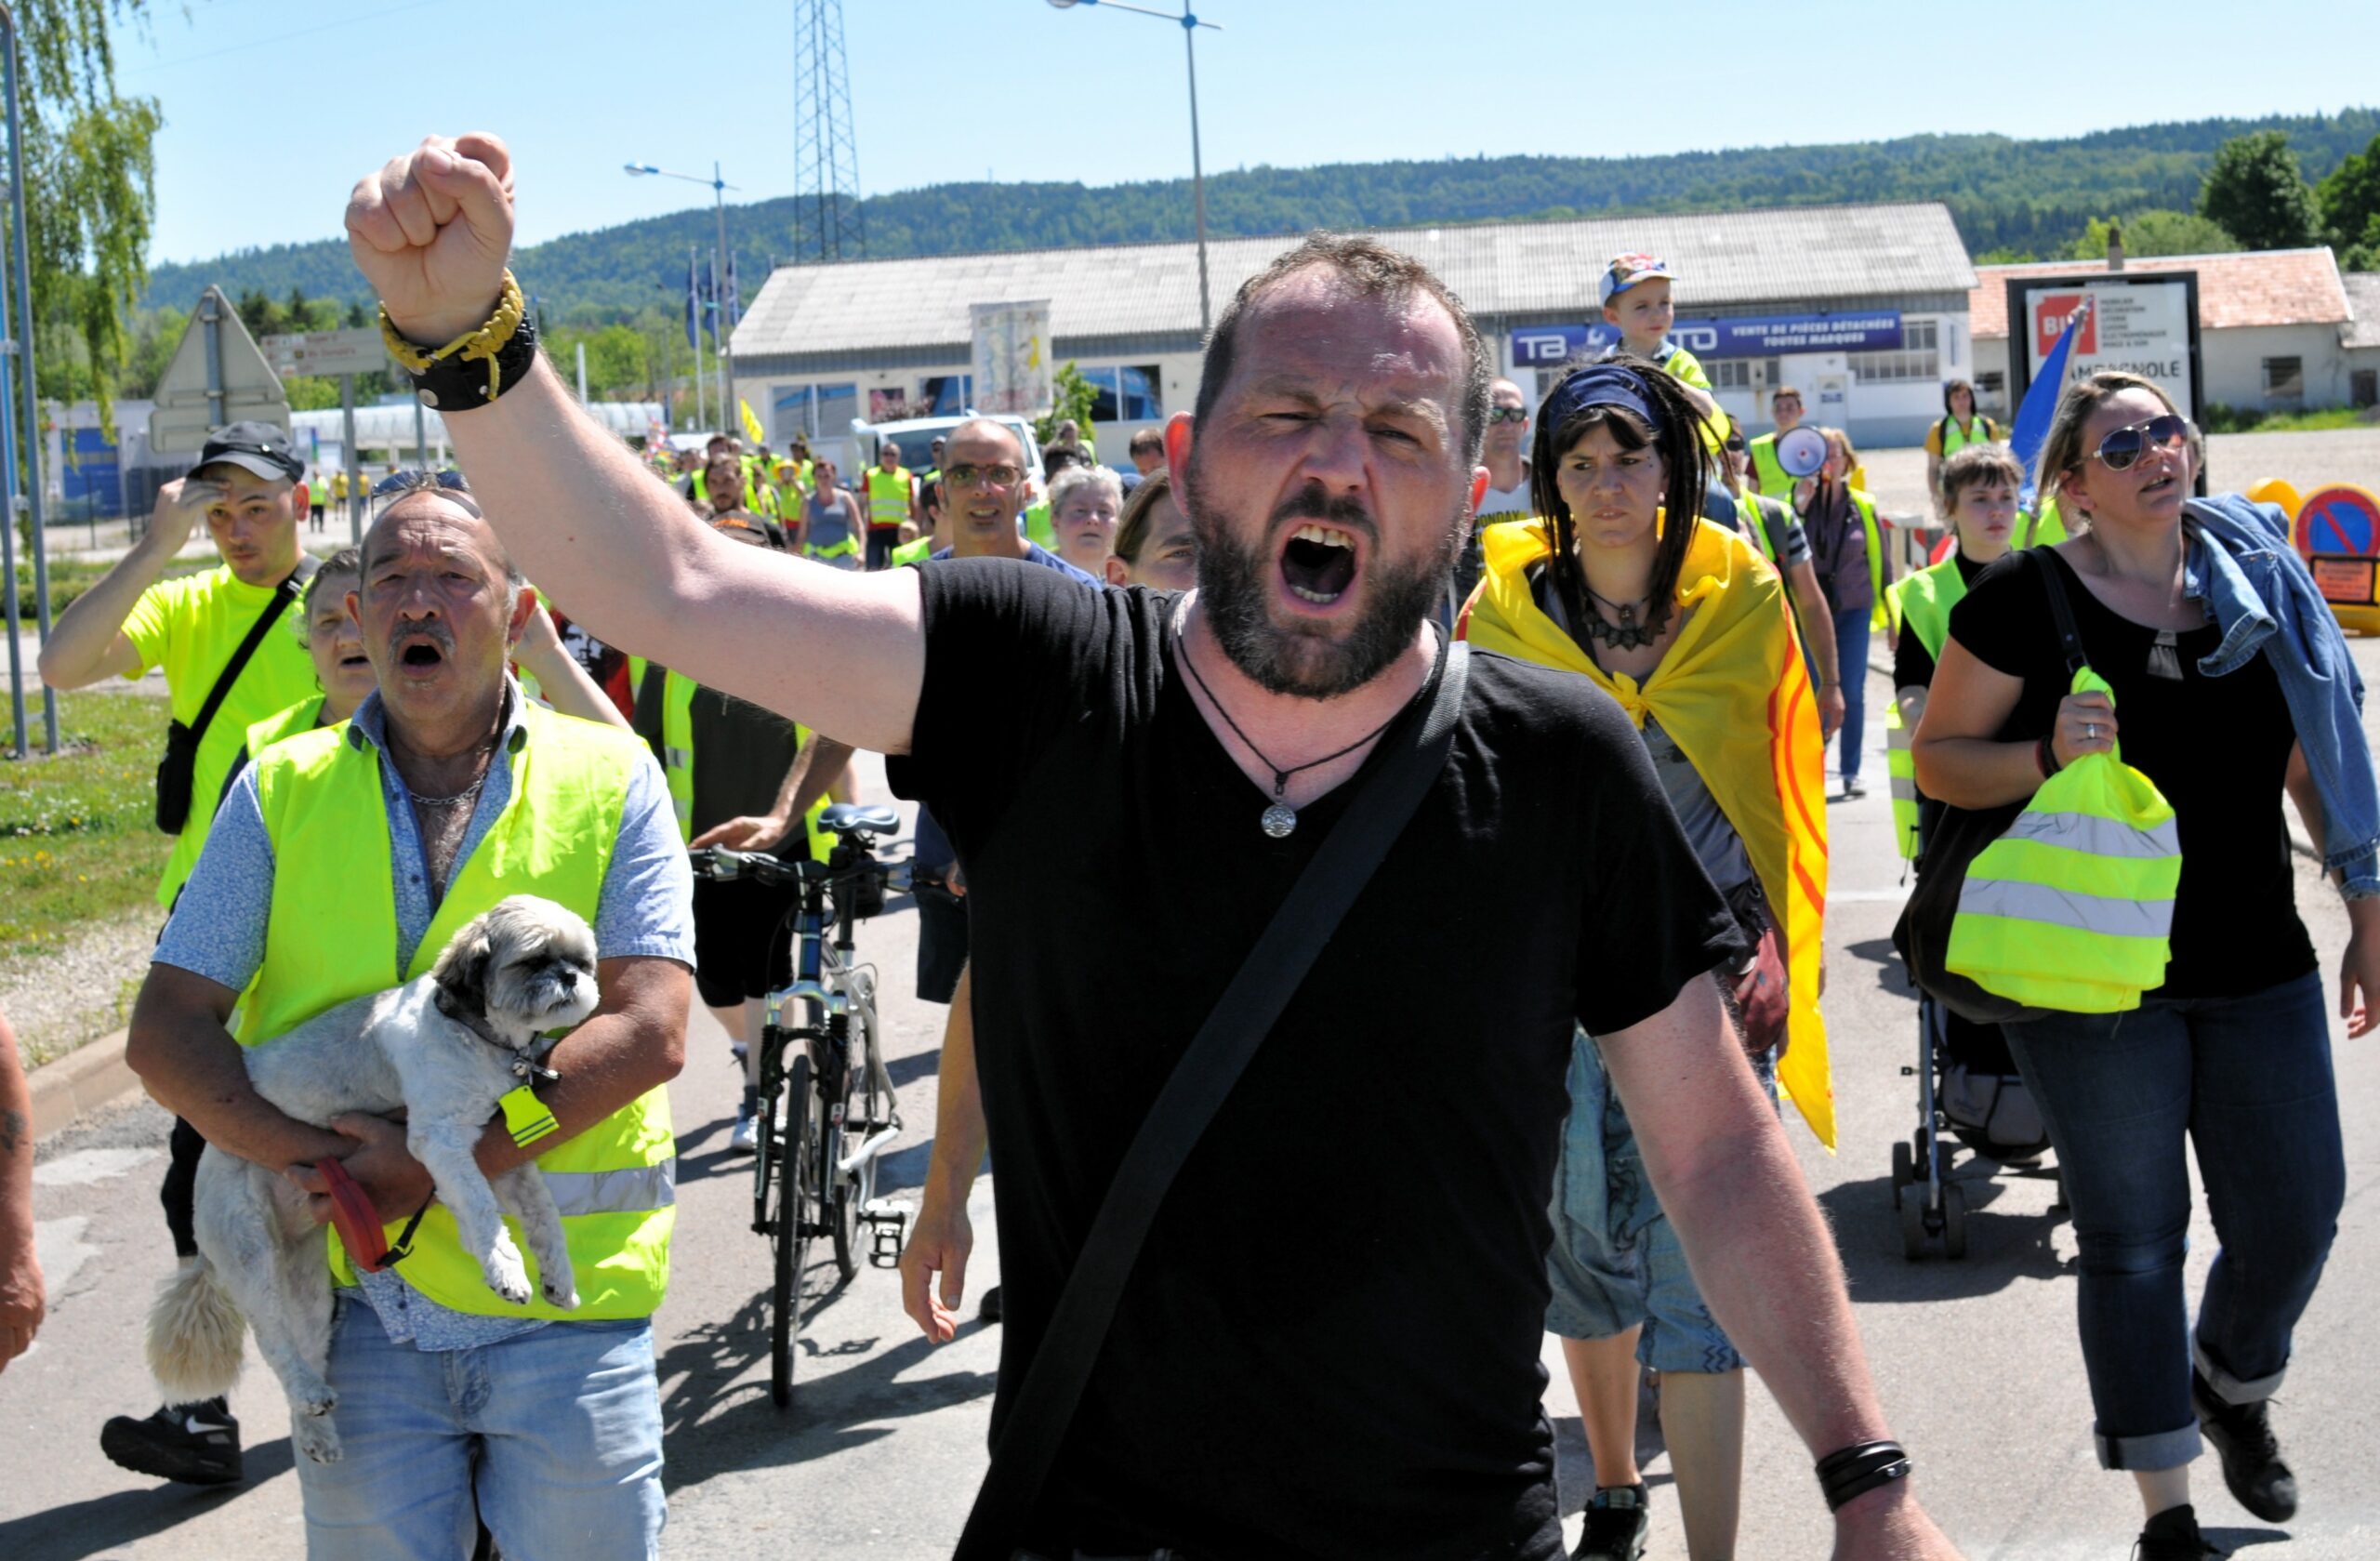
[689, 843, 912, 896]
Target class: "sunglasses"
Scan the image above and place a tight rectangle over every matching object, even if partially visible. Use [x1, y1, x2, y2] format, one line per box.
[2090, 414, 2194, 473]
[1486, 406, 1528, 426]
[371, 468, 472, 498]
[1723, 433, 1747, 454]
[944, 462, 1023, 490]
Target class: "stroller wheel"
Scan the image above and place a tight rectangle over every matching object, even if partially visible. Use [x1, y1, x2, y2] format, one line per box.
[1897, 1175, 1928, 1260]
[1891, 1139, 1913, 1195]
[1940, 1181, 1969, 1260]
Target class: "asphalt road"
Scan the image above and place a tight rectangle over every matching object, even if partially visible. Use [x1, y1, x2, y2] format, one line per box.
[7, 676, 2380, 1559]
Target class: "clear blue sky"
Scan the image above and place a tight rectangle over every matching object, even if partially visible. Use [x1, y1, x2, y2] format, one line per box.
[117, 0, 2380, 265]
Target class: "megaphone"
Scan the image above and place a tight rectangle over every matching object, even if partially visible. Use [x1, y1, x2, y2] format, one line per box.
[1778, 427, 1831, 479]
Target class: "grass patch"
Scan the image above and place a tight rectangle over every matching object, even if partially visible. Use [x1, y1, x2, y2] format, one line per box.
[0, 689, 170, 959]
[2202, 403, 2376, 435]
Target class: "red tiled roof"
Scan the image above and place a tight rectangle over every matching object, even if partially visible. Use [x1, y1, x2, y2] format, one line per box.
[1969, 249, 2347, 338]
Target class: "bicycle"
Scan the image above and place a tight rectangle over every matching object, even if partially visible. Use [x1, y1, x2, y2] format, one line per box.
[690, 802, 910, 1408]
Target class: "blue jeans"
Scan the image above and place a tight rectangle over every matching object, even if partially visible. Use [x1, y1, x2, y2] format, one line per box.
[2001, 971, 2344, 1471]
[299, 1298, 667, 1560]
[1832, 605, 1871, 782]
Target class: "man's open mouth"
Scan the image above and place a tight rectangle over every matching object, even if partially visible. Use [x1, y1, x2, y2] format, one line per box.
[395, 634, 447, 669]
[1279, 523, 1358, 605]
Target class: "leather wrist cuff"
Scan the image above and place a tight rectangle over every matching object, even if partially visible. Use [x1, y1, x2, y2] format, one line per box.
[1816, 1439, 1912, 1513]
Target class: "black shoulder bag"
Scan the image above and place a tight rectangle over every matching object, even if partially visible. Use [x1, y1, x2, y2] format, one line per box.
[1892, 552, 2087, 1025]
[951, 636, 1473, 1561]
[154, 556, 318, 834]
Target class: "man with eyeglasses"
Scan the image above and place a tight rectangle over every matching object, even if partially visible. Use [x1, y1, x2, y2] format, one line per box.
[40, 421, 323, 1486]
[1451, 377, 1537, 613]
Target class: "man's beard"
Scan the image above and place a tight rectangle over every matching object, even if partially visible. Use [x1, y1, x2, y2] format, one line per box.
[1183, 468, 1461, 699]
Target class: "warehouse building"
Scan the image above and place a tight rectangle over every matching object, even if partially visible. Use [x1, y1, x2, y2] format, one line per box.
[730, 202, 1980, 456]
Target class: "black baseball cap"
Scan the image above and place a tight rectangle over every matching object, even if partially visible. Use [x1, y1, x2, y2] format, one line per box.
[192, 421, 305, 483]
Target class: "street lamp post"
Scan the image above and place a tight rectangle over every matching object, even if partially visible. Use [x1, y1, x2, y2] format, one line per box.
[1046, 0, 1221, 337]
[627, 160, 739, 433]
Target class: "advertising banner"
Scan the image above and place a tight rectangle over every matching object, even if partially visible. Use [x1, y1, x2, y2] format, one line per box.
[1512, 311, 1904, 368]
[2007, 272, 2202, 422]
[971, 299, 1052, 416]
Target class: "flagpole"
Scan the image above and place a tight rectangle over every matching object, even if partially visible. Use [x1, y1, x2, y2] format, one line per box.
[690, 245, 706, 433]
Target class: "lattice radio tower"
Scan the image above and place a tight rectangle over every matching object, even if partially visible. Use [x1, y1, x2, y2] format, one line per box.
[791, 0, 864, 262]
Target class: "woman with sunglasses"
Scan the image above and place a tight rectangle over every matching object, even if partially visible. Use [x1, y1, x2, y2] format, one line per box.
[1911, 370, 2377, 1561]
[1462, 360, 1831, 1561]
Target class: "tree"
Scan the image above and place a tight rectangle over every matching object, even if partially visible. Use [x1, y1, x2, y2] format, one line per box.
[2064, 211, 2239, 261]
[1034, 363, 1099, 448]
[2316, 132, 2380, 251]
[20, 2, 161, 432]
[2197, 131, 2320, 250]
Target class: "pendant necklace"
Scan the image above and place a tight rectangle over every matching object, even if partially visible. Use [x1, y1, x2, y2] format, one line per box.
[1579, 581, 1659, 651]
[1175, 631, 1406, 839]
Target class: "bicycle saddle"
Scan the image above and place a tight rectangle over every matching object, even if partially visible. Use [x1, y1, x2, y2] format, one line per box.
[820, 802, 900, 837]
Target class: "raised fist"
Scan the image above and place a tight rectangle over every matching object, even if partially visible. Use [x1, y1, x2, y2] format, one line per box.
[346, 133, 517, 347]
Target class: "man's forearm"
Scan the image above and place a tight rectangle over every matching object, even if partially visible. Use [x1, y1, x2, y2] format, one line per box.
[1790, 562, 1842, 687]
[788, 737, 856, 822]
[37, 527, 175, 688]
[127, 986, 349, 1171]
[469, 962, 690, 1178]
[922, 966, 988, 1203]
[0, 1027, 33, 1250]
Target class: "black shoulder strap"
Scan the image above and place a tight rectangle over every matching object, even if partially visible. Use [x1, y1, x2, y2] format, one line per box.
[189, 556, 317, 748]
[2033, 549, 2089, 677]
[952, 635, 1473, 1561]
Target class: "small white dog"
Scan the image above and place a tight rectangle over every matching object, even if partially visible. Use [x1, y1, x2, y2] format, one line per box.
[147, 894, 602, 1466]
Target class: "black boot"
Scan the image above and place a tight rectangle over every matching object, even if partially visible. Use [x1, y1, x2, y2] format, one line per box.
[100, 1396, 243, 1486]
[1572, 1482, 1648, 1561]
[2193, 1369, 2297, 1522]
[2135, 1503, 2225, 1559]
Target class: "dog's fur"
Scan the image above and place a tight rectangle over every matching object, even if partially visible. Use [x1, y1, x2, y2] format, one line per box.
[147, 895, 602, 1466]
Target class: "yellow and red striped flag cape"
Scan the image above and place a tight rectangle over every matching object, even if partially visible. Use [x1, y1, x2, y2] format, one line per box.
[1461, 516, 1835, 1148]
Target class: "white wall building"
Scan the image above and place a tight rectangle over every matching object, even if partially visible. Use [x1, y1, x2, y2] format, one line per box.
[730, 202, 1978, 456]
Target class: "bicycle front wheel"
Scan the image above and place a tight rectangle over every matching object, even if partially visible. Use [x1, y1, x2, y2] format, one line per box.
[830, 996, 882, 1282]
[772, 1050, 817, 1409]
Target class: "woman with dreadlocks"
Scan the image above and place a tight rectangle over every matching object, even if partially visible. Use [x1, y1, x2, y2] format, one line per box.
[1459, 359, 1832, 1561]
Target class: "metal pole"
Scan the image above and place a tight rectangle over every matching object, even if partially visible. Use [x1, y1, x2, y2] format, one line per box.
[708, 246, 725, 436]
[714, 165, 733, 434]
[0, 227, 21, 759]
[2, 11, 54, 750]
[691, 245, 706, 433]
[339, 374, 360, 545]
[1182, 9, 1210, 339]
[414, 393, 428, 468]
[576, 340, 588, 403]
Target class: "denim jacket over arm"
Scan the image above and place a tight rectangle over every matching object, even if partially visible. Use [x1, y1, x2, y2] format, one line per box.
[2182, 494, 2380, 895]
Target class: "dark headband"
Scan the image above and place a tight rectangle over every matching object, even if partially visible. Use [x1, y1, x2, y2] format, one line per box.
[1542, 364, 1666, 440]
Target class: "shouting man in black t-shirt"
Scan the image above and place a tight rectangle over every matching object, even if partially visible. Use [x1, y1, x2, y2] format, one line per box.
[347, 132, 1960, 1561]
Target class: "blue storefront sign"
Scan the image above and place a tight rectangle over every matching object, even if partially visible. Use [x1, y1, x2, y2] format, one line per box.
[1512, 311, 1905, 367]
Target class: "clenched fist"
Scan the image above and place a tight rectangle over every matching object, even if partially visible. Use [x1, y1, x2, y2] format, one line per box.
[346, 133, 517, 347]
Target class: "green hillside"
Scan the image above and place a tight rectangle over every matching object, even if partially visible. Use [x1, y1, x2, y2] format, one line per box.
[141, 107, 2380, 324]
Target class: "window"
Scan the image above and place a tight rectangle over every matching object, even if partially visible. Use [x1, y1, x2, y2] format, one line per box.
[919, 374, 973, 415]
[773, 382, 858, 442]
[2354, 369, 2377, 409]
[1078, 364, 1164, 422]
[1977, 371, 2005, 396]
[1708, 359, 1754, 390]
[1846, 318, 1939, 384]
[2264, 356, 2306, 403]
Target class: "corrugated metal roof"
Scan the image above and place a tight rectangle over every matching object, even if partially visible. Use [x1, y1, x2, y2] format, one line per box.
[2341, 271, 2380, 351]
[732, 202, 1977, 361]
[1969, 250, 2351, 338]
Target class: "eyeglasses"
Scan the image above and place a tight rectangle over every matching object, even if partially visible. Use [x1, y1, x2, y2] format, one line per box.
[944, 463, 1023, 490]
[1723, 433, 1747, 454]
[2090, 414, 2194, 472]
[372, 468, 472, 499]
[1486, 406, 1528, 426]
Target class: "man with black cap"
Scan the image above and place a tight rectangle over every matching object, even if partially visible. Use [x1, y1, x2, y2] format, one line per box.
[40, 419, 320, 1486]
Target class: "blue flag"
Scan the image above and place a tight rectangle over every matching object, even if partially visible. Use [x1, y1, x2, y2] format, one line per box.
[2011, 295, 2094, 510]
[725, 252, 742, 329]
[684, 250, 699, 351]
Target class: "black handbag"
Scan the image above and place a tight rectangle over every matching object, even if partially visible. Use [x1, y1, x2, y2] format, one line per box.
[951, 636, 1472, 1561]
[1891, 552, 2089, 1025]
[153, 558, 315, 834]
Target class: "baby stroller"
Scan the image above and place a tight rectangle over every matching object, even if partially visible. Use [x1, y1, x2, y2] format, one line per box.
[1890, 995, 2064, 1258]
[1890, 800, 2066, 1258]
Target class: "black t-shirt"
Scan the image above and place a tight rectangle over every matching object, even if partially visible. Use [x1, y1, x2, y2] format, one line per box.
[1949, 547, 2314, 999]
[628, 668, 806, 858]
[888, 560, 1739, 1559]
[1892, 551, 1990, 692]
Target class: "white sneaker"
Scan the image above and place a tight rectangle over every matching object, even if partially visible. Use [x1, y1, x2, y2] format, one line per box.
[729, 1113, 760, 1153]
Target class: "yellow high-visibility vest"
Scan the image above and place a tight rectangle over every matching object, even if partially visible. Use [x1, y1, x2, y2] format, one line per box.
[241, 704, 675, 1319]
[865, 465, 912, 531]
[1882, 557, 1972, 859]
[1937, 413, 1998, 456]
[1948, 668, 2180, 1012]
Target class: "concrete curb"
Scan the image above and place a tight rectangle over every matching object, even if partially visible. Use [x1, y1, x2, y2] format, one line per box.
[28, 1026, 142, 1143]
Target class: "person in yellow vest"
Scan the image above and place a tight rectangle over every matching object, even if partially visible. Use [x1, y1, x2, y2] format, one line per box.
[126, 482, 693, 1550]
[1746, 384, 1802, 501]
[42, 424, 324, 1488]
[1912, 371, 2380, 1561]
[632, 511, 832, 1153]
[1923, 379, 2002, 525]
[1885, 443, 2023, 862]
[1719, 415, 1845, 743]
[798, 456, 866, 568]
[863, 438, 916, 571]
[1795, 426, 1894, 797]
[1457, 362, 1831, 1561]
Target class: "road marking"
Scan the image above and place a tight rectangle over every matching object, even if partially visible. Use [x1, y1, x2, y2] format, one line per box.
[1831, 889, 1911, 903]
[33, 1147, 160, 1187]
